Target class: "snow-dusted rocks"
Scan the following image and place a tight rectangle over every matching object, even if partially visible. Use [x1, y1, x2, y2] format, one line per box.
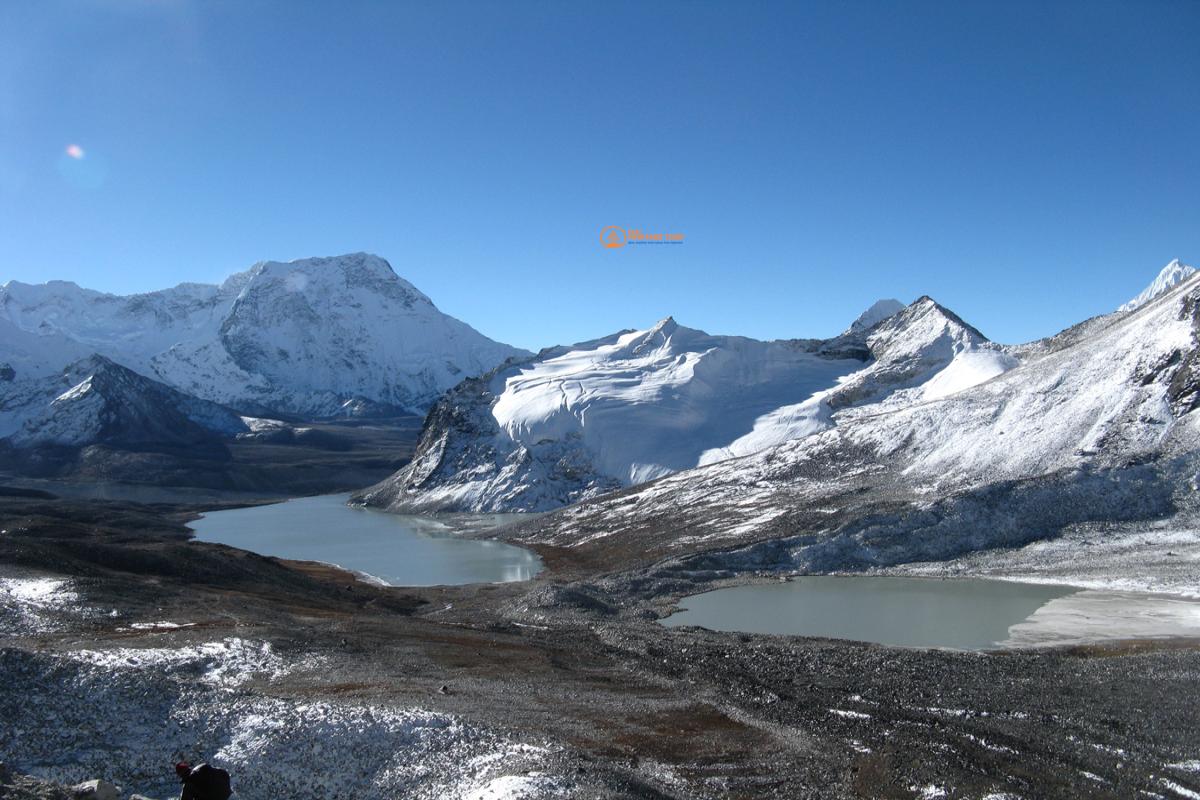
[0, 646, 566, 800]
[70, 779, 119, 800]
[0, 253, 526, 418]
[356, 298, 1014, 513]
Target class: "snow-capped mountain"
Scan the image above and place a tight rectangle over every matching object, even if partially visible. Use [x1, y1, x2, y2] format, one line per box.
[0, 253, 526, 418]
[503, 265, 1200, 570]
[0, 355, 246, 451]
[1119, 259, 1196, 312]
[701, 297, 1017, 465]
[355, 297, 1013, 513]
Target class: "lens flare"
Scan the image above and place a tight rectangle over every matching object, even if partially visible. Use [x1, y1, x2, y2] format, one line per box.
[57, 145, 107, 190]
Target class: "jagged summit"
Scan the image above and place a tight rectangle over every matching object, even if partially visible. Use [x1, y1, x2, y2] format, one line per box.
[650, 315, 678, 333]
[867, 296, 990, 358]
[1119, 258, 1197, 312]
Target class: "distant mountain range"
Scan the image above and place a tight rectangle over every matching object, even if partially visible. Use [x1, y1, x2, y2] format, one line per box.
[356, 260, 1197, 514]
[0, 252, 526, 421]
[0, 254, 1194, 509]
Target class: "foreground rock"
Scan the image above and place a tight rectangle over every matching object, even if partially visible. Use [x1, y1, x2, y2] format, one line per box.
[0, 766, 118, 800]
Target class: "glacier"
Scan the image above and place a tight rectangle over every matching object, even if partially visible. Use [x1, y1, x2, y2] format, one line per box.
[356, 293, 1017, 512]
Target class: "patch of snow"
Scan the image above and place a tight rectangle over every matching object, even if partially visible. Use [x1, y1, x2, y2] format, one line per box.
[921, 349, 1019, 400]
[52, 376, 94, 404]
[911, 785, 947, 799]
[239, 416, 290, 432]
[462, 773, 567, 799]
[829, 709, 871, 720]
[64, 638, 304, 688]
[0, 577, 85, 634]
[1161, 778, 1200, 800]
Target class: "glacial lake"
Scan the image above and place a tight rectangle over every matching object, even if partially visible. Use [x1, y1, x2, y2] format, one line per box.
[189, 494, 541, 586]
[661, 576, 1200, 650]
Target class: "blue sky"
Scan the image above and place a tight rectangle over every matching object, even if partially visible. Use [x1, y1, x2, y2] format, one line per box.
[1, 1, 1196, 351]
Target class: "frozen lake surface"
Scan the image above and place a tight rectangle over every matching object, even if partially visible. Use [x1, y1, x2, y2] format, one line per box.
[189, 494, 540, 586]
[661, 576, 1200, 650]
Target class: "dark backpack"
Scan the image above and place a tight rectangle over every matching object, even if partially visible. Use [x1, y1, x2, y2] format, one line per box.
[189, 763, 232, 800]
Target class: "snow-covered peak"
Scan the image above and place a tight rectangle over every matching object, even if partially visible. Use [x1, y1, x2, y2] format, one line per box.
[0, 253, 526, 417]
[1119, 259, 1197, 313]
[818, 296, 1011, 414]
[865, 296, 988, 362]
[845, 298, 905, 334]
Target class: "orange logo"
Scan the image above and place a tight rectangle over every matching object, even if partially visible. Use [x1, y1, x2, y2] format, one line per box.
[600, 226, 626, 249]
[600, 226, 684, 249]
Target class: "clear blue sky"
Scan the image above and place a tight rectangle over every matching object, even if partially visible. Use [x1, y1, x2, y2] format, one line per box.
[1, 1, 1196, 351]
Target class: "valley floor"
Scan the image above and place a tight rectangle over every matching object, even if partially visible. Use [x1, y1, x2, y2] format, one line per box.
[1, 491, 1199, 799]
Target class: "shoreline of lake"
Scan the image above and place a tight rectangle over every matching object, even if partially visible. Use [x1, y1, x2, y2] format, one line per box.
[188, 493, 542, 587]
